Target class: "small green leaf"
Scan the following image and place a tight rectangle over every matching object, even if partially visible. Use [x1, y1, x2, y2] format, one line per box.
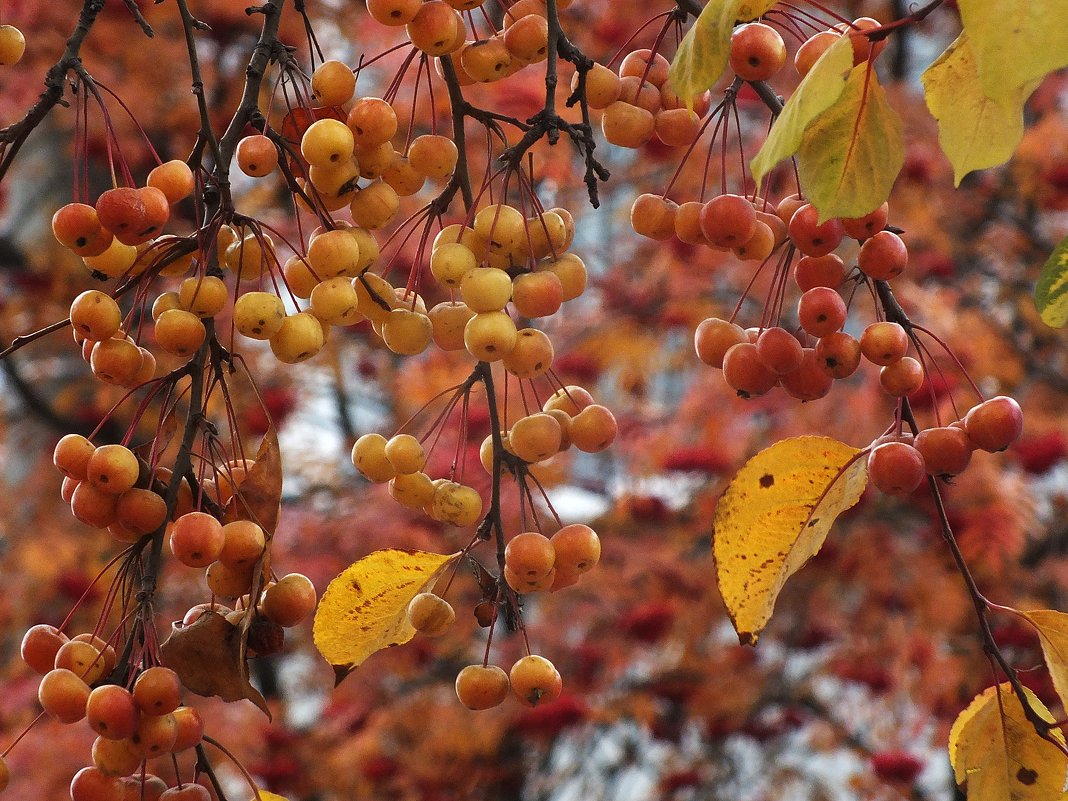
[957, 0, 1068, 108]
[922, 33, 1032, 186]
[750, 35, 853, 187]
[796, 64, 904, 222]
[1035, 235, 1068, 328]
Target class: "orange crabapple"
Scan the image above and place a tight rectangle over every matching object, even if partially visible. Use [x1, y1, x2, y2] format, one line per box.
[86, 444, 140, 495]
[260, 573, 317, 627]
[504, 13, 548, 62]
[729, 23, 787, 82]
[21, 624, 69, 675]
[868, 441, 926, 495]
[722, 341, 779, 398]
[788, 204, 844, 257]
[408, 134, 459, 180]
[915, 426, 973, 477]
[569, 404, 617, 452]
[601, 101, 655, 148]
[619, 49, 670, 87]
[269, 311, 325, 363]
[573, 63, 620, 109]
[797, 287, 847, 338]
[794, 30, 841, 78]
[539, 252, 587, 301]
[879, 356, 924, 397]
[169, 511, 225, 568]
[70, 766, 123, 801]
[311, 59, 356, 106]
[700, 194, 756, 248]
[407, 1, 463, 56]
[91, 735, 142, 777]
[86, 684, 139, 740]
[550, 524, 600, 573]
[455, 665, 510, 710]
[793, 253, 846, 291]
[147, 159, 195, 203]
[52, 202, 113, 257]
[501, 327, 554, 378]
[133, 666, 182, 716]
[963, 396, 1024, 452]
[505, 531, 556, 580]
[858, 230, 908, 281]
[509, 655, 562, 707]
[54, 639, 108, 684]
[464, 311, 518, 361]
[779, 348, 834, 402]
[755, 327, 804, 375]
[366, 0, 421, 25]
[54, 433, 96, 480]
[233, 291, 286, 340]
[815, 332, 862, 379]
[154, 309, 206, 357]
[0, 24, 26, 65]
[406, 593, 455, 637]
[381, 308, 433, 355]
[631, 194, 678, 240]
[130, 712, 178, 758]
[860, 321, 909, 366]
[842, 202, 889, 240]
[346, 96, 399, 147]
[429, 301, 477, 351]
[38, 668, 91, 723]
[389, 471, 437, 508]
[509, 413, 563, 463]
[430, 481, 483, 526]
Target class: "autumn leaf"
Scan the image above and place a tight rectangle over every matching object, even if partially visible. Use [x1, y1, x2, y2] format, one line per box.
[1021, 609, 1068, 711]
[1035, 235, 1068, 329]
[313, 549, 459, 684]
[797, 64, 904, 222]
[957, 0, 1068, 109]
[159, 611, 270, 717]
[224, 427, 282, 535]
[750, 35, 853, 188]
[713, 436, 868, 645]
[251, 792, 289, 801]
[922, 33, 1034, 186]
[949, 683, 1067, 800]
[667, 0, 778, 107]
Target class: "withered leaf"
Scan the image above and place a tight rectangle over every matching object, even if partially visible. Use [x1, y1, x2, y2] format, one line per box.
[224, 427, 282, 535]
[159, 611, 270, 718]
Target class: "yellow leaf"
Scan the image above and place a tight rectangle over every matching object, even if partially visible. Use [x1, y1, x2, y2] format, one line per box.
[957, 0, 1068, 108]
[750, 35, 853, 187]
[313, 549, 458, 684]
[797, 64, 904, 222]
[1022, 609, 1068, 711]
[667, 1, 778, 107]
[949, 683, 1067, 800]
[713, 436, 867, 645]
[922, 34, 1032, 186]
[1034, 235, 1068, 329]
[735, 1, 777, 23]
[251, 793, 289, 801]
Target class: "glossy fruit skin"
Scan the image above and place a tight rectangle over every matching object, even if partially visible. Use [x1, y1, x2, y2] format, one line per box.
[868, 441, 926, 496]
[964, 396, 1024, 452]
[509, 654, 562, 707]
[455, 664, 510, 710]
[729, 23, 787, 81]
[915, 426, 973, 477]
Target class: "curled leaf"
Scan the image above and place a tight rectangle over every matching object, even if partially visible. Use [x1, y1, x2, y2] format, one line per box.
[949, 683, 1066, 800]
[313, 549, 459, 684]
[1035, 235, 1068, 329]
[159, 611, 269, 717]
[224, 427, 282, 534]
[750, 34, 853, 187]
[713, 436, 867, 645]
[1021, 609, 1068, 712]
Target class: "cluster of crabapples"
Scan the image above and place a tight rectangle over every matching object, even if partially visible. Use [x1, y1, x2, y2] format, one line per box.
[593, 14, 884, 154]
[351, 383, 616, 522]
[369, 0, 562, 84]
[403, 521, 600, 710]
[52, 432, 316, 628]
[16, 622, 207, 801]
